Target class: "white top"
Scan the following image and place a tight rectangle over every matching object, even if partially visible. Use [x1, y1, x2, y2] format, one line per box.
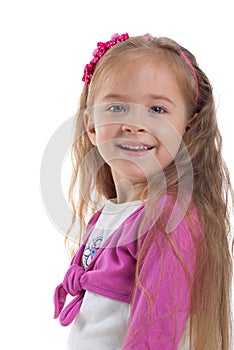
[67, 200, 142, 350]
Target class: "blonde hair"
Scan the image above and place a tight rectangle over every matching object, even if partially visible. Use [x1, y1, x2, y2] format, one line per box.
[67, 36, 233, 349]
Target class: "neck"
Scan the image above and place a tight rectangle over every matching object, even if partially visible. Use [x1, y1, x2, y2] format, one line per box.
[114, 178, 147, 204]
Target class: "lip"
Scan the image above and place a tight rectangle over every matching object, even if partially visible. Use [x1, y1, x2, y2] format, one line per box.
[117, 140, 155, 148]
[116, 140, 156, 156]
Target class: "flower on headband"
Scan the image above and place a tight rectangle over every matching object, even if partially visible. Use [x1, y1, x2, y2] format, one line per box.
[82, 33, 130, 85]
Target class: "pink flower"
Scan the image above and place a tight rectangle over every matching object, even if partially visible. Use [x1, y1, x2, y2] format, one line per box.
[82, 33, 130, 85]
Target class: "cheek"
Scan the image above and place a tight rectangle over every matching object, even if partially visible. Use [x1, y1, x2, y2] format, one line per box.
[151, 120, 185, 159]
[156, 147, 175, 170]
[95, 124, 118, 144]
[155, 119, 187, 170]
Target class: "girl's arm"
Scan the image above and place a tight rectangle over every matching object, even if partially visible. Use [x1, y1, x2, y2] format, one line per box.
[122, 216, 199, 349]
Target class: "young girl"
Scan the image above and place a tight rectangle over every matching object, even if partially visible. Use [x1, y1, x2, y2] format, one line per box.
[54, 33, 233, 349]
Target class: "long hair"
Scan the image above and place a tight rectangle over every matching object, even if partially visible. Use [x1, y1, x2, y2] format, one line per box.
[66, 36, 233, 349]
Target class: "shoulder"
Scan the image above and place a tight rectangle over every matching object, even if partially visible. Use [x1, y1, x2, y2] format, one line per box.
[80, 210, 102, 244]
[151, 193, 202, 236]
[140, 194, 203, 266]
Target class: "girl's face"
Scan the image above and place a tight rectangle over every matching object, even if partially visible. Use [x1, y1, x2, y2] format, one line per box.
[85, 59, 188, 199]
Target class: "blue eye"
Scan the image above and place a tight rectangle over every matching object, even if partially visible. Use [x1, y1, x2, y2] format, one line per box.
[149, 106, 165, 114]
[108, 104, 126, 112]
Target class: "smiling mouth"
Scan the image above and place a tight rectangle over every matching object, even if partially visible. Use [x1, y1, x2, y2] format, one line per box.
[118, 144, 155, 151]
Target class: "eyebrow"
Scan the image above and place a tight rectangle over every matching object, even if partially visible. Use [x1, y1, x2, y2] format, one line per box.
[102, 94, 128, 101]
[102, 93, 175, 106]
[148, 94, 175, 106]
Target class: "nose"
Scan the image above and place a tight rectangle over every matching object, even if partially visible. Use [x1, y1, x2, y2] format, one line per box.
[122, 123, 146, 133]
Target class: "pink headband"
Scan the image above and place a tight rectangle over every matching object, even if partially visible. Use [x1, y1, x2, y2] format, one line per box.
[180, 51, 199, 103]
[82, 33, 199, 103]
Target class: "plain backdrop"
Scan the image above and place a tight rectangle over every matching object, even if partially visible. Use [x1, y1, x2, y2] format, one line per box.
[0, 0, 233, 349]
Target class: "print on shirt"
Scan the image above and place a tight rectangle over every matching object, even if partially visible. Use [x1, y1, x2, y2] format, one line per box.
[82, 236, 103, 268]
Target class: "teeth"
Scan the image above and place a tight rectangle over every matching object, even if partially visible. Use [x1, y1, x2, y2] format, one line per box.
[120, 144, 152, 150]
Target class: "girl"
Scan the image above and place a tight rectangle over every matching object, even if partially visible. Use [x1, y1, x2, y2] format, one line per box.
[54, 33, 233, 349]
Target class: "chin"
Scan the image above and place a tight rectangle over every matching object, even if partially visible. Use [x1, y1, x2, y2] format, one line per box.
[110, 160, 162, 184]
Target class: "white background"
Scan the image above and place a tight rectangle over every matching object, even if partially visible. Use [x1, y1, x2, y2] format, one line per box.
[0, 0, 233, 349]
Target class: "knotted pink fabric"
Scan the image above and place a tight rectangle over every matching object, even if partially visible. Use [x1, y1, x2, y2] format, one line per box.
[53, 212, 103, 326]
[54, 263, 86, 326]
[53, 203, 154, 327]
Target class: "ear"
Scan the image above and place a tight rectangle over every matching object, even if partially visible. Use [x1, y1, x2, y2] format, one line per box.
[185, 113, 198, 131]
[83, 111, 97, 146]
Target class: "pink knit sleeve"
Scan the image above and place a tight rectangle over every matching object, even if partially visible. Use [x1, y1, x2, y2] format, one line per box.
[122, 212, 201, 349]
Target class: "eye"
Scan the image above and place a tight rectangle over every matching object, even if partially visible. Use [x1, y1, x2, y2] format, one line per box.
[149, 106, 166, 114]
[107, 104, 126, 113]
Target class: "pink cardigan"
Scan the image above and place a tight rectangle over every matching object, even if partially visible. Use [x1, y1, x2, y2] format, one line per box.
[54, 198, 202, 349]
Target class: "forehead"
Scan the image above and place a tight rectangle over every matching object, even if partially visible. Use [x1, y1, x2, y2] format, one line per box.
[93, 58, 184, 106]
